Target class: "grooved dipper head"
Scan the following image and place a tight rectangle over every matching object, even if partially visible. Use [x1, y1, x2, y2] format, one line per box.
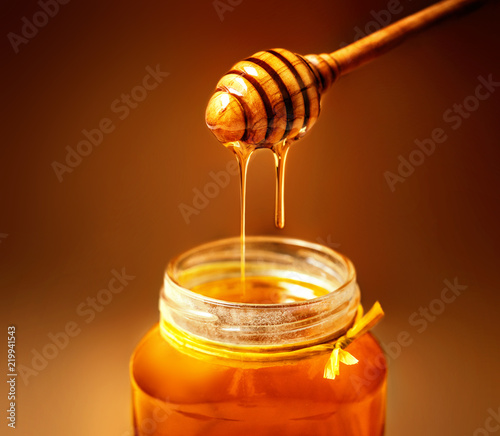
[205, 48, 337, 147]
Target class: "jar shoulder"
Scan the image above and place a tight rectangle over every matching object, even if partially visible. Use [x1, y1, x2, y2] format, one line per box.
[131, 324, 386, 403]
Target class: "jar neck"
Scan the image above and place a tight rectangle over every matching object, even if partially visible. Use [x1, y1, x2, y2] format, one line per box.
[159, 236, 360, 349]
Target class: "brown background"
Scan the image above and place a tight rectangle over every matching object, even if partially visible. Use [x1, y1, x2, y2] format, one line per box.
[1, 0, 499, 434]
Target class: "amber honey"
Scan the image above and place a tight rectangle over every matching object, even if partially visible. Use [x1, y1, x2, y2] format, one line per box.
[191, 275, 329, 303]
[131, 326, 386, 436]
[130, 238, 387, 435]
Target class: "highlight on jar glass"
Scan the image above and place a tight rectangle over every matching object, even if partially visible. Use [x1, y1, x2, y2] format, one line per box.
[130, 236, 387, 436]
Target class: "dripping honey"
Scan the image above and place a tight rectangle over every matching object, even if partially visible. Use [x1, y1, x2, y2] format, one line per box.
[131, 274, 387, 436]
[228, 139, 291, 231]
[227, 138, 291, 283]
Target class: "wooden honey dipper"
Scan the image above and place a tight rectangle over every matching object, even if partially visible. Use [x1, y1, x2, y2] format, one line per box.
[206, 0, 489, 148]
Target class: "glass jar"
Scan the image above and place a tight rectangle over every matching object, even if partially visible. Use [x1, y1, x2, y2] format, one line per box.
[130, 236, 387, 436]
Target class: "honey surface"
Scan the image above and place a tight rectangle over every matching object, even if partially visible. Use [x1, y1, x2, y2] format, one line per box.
[191, 275, 329, 304]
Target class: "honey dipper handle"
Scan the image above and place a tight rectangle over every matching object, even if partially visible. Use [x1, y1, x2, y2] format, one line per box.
[333, 0, 487, 75]
[307, 0, 488, 87]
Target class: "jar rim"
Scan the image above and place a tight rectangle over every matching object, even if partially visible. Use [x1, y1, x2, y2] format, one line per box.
[161, 235, 360, 347]
[165, 235, 356, 309]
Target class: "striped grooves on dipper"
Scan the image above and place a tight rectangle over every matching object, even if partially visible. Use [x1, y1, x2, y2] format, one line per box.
[215, 48, 321, 146]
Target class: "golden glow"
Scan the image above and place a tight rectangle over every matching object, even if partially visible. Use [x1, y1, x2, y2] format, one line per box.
[227, 87, 242, 96]
[220, 93, 230, 109]
[235, 76, 247, 91]
[243, 66, 258, 76]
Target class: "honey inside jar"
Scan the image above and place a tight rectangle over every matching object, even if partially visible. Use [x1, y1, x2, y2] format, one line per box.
[191, 275, 329, 304]
[130, 238, 387, 436]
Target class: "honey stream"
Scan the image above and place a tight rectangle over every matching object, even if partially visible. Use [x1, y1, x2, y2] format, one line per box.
[226, 139, 291, 282]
